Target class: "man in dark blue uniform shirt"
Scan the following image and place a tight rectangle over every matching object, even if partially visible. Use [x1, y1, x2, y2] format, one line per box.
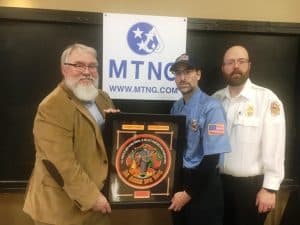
[168, 54, 230, 225]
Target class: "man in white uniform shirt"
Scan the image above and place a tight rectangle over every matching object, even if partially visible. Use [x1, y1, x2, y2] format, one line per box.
[213, 45, 286, 225]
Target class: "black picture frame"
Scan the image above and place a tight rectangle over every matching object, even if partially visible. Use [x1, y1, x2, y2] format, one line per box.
[104, 113, 185, 208]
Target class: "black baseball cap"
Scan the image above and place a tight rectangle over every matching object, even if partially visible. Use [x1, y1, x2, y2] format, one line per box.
[170, 53, 199, 73]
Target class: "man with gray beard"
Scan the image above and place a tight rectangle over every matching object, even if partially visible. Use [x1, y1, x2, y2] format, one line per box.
[24, 43, 119, 225]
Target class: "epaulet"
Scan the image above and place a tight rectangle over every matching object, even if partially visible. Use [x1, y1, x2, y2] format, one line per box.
[251, 82, 265, 91]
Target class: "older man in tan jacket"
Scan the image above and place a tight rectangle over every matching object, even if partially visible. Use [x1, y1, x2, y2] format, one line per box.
[23, 43, 119, 225]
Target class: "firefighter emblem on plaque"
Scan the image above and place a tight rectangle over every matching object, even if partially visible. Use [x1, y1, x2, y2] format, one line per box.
[104, 113, 185, 207]
[116, 134, 171, 190]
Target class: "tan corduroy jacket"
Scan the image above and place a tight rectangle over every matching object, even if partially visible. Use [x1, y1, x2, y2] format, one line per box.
[23, 82, 114, 225]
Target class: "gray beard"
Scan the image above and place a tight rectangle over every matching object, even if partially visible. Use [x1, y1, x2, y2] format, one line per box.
[65, 77, 99, 102]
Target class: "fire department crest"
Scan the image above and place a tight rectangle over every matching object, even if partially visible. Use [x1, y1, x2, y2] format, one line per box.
[115, 133, 171, 189]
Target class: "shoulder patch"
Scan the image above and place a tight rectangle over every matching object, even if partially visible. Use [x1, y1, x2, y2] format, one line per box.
[271, 101, 281, 116]
[208, 124, 224, 135]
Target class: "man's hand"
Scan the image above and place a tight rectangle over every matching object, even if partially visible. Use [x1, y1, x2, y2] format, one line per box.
[92, 193, 111, 214]
[103, 108, 120, 114]
[168, 191, 191, 212]
[256, 188, 276, 213]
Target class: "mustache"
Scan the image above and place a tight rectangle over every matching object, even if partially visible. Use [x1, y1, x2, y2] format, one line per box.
[178, 81, 189, 85]
[230, 69, 243, 75]
[79, 77, 95, 81]
[79, 77, 97, 86]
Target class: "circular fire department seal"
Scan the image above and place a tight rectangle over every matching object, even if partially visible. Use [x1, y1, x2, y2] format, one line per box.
[115, 133, 171, 189]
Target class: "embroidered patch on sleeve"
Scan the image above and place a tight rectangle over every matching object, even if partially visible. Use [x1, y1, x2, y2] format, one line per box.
[271, 101, 281, 116]
[208, 124, 225, 135]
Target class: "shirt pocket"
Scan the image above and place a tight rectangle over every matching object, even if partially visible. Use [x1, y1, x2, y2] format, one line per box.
[187, 118, 202, 149]
[233, 116, 260, 143]
[42, 175, 63, 190]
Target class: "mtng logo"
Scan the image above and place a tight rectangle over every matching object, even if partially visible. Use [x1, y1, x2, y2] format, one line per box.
[107, 21, 173, 81]
[127, 22, 164, 55]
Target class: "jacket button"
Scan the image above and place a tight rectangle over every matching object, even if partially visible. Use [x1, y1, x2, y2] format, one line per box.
[104, 160, 108, 164]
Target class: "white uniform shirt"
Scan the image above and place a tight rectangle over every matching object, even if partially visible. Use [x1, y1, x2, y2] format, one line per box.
[213, 79, 285, 190]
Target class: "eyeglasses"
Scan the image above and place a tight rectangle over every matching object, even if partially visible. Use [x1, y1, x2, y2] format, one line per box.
[64, 63, 98, 72]
[223, 58, 249, 67]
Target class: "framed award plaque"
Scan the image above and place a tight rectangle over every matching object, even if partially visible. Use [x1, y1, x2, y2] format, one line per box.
[104, 113, 185, 208]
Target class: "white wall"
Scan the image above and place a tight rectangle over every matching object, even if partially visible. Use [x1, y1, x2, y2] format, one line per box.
[1, 0, 300, 23]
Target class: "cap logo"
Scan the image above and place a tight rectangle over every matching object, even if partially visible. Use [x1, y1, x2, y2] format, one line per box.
[176, 54, 189, 62]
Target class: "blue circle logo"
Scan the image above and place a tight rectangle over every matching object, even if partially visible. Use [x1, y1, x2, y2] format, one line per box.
[127, 22, 163, 55]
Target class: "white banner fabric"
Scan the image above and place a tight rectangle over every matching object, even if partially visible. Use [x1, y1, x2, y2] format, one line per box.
[102, 13, 187, 101]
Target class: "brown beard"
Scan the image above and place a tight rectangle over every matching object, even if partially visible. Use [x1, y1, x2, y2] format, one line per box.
[225, 68, 249, 86]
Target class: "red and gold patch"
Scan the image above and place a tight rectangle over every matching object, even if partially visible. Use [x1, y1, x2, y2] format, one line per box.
[115, 133, 171, 190]
[271, 101, 281, 116]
